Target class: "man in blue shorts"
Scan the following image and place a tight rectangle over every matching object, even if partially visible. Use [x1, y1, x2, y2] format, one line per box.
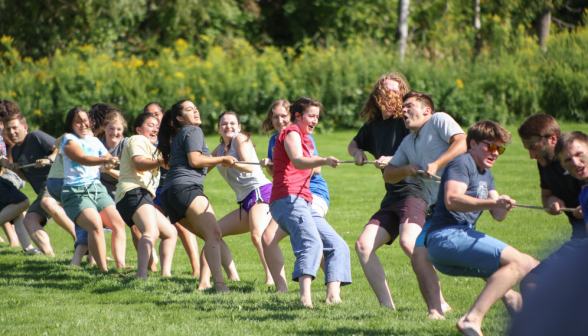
[518, 115, 587, 295]
[426, 121, 539, 336]
[384, 91, 466, 319]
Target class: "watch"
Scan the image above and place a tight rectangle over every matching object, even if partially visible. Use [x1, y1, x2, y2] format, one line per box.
[44, 156, 54, 163]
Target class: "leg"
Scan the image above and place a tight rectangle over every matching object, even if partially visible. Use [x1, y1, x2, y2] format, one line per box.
[174, 222, 200, 277]
[13, 213, 33, 250]
[132, 204, 162, 279]
[1, 222, 18, 246]
[456, 247, 539, 336]
[262, 219, 289, 292]
[412, 246, 450, 319]
[131, 224, 157, 272]
[24, 211, 55, 256]
[398, 221, 422, 258]
[355, 224, 395, 308]
[299, 274, 313, 308]
[76, 208, 108, 271]
[40, 197, 76, 240]
[312, 210, 351, 304]
[198, 238, 239, 289]
[248, 202, 273, 284]
[183, 196, 229, 293]
[100, 205, 127, 268]
[70, 244, 88, 267]
[155, 210, 177, 277]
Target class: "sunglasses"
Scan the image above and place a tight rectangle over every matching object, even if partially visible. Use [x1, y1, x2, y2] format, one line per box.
[480, 141, 506, 155]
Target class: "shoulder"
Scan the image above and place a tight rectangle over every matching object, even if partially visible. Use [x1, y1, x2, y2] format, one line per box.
[234, 133, 249, 144]
[129, 134, 148, 145]
[62, 133, 78, 143]
[448, 153, 471, 169]
[184, 125, 203, 137]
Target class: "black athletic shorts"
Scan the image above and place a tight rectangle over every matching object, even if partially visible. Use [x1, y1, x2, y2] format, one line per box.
[161, 184, 205, 224]
[115, 187, 154, 228]
[0, 178, 28, 212]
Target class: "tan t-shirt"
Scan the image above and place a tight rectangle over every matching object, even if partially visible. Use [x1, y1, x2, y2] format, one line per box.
[115, 135, 161, 202]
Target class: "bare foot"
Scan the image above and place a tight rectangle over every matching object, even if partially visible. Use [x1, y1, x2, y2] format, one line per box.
[501, 290, 522, 318]
[265, 277, 275, 286]
[214, 282, 230, 293]
[442, 302, 453, 313]
[299, 296, 313, 308]
[0, 236, 4, 243]
[325, 295, 342, 305]
[106, 257, 114, 262]
[135, 274, 148, 280]
[275, 286, 289, 293]
[228, 274, 240, 281]
[69, 263, 81, 268]
[192, 271, 200, 277]
[427, 310, 446, 320]
[198, 282, 212, 290]
[149, 263, 158, 273]
[456, 315, 483, 336]
[118, 265, 133, 270]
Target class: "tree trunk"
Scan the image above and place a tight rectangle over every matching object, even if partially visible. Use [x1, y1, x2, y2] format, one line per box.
[535, 5, 551, 52]
[397, 0, 410, 61]
[473, 0, 481, 57]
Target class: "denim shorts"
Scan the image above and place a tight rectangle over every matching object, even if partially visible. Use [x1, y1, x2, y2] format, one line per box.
[426, 225, 508, 278]
[270, 195, 351, 285]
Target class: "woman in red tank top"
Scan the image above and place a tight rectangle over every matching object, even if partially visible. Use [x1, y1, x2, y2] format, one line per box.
[268, 97, 352, 308]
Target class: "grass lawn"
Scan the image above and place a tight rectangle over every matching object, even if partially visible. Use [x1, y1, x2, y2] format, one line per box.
[1, 123, 587, 335]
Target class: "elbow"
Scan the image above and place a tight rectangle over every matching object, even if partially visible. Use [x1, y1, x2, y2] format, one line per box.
[382, 173, 400, 184]
[291, 160, 303, 170]
[445, 198, 457, 211]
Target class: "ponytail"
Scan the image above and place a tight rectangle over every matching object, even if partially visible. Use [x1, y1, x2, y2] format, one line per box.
[156, 100, 187, 165]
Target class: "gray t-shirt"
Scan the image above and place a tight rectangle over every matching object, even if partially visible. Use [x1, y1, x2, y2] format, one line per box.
[100, 137, 127, 199]
[216, 135, 271, 202]
[11, 130, 55, 194]
[390, 112, 464, 209]
[163, 125, 210, 193]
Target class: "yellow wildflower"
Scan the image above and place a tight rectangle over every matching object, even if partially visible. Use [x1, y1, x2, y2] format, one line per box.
[201, 96, 206, 102]
[252, 82, 258, 88]
[174, 72, 185, 79]
[199, 78, 206, 84]
[96, 81, 101, 87]
[456, 79, 464, 89]
[1, 35, 14, 45]
[11, 91, 16, 97]
[214, 101, 219, 107]
[34, 109, 42, 116]
[205, 61, 212, 69]
[190, 94, 195, 101]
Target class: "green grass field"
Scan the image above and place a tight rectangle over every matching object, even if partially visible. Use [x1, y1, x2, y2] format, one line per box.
[1, 123, 586, 335]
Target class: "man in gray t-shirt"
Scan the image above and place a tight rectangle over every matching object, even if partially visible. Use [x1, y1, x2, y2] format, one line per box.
[383, 92, 467, 319]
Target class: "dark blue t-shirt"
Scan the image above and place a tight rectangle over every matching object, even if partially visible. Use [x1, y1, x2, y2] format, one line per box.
[268, 132, 330, 206]
[539, 161, 587, 240]
[579, 187, 588, 228]
[429, 153, 496, 233]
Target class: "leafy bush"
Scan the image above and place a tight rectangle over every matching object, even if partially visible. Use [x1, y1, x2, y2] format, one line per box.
[1, 26, 587, 136]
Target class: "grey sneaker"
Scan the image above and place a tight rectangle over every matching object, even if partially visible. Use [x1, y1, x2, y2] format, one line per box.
[23, 247, 44, 255]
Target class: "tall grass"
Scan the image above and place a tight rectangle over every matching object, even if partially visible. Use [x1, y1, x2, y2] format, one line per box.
[1, 26, 587, 136]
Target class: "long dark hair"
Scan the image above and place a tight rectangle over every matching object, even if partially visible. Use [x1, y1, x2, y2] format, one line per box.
[218, 111, 253, 154]
[63, 107, 89, 135]
[157, 100, 188, 165]
[134, 112, 157, 134]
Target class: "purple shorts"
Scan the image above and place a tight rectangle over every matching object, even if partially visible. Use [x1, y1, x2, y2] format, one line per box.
[240, 183, 272, 213]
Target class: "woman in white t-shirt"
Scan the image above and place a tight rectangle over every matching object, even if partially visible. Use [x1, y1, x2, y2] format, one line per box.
[60, 107, 127, 271]
[115, 112, 177, 279]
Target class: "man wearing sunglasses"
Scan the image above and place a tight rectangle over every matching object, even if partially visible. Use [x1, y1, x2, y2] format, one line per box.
[425, 121, 539, 336]
[517, 115, 586, 296]
[384, 91, 466, 319]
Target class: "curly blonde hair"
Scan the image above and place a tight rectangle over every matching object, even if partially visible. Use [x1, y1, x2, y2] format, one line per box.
[360, 72, 410, 123]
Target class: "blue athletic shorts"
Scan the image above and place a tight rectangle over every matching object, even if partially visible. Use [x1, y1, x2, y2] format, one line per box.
[528, 238, 588, 277]
[152, 188, 166, 216]
[426, 225, 508, 278]
[415, 220, 431, 247]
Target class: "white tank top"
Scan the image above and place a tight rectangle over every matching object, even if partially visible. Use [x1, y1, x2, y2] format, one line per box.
[216, 135, 271, 202]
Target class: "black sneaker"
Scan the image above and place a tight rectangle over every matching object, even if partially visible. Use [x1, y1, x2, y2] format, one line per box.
[23, 247, 44, 255]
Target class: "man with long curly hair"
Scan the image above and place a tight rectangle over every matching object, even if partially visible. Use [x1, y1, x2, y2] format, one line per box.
[350, 73, 450, 313]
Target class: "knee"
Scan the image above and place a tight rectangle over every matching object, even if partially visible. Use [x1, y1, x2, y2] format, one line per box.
[19, 199, 30, 212]
[399, 236, 416, 254]
[251, 232, 262, 247]
[355, 238, 373, 258]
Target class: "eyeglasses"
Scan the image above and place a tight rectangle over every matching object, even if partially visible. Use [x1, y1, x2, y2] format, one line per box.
[480, 141, 506, 155]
